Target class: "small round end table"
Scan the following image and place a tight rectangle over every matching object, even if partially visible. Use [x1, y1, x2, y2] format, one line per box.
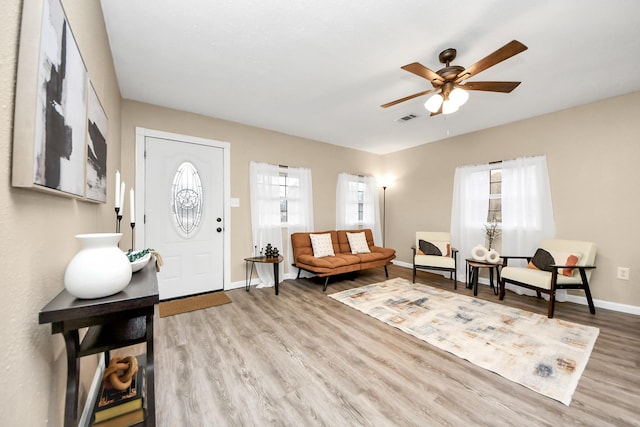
[465, 258, 501, 296]
[244, 255, 284, 295]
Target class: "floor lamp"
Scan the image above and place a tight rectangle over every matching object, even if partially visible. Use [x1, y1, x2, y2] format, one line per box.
[382, 186, 387, 247]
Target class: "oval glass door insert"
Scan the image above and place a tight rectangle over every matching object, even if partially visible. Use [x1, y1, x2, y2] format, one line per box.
[172, 161, 203, 237]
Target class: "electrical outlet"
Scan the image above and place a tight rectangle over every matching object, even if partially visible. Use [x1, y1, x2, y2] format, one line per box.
[616, 267, 630, 280]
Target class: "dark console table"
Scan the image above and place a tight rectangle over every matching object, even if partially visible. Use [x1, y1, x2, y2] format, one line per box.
[39, 262, 159, 427]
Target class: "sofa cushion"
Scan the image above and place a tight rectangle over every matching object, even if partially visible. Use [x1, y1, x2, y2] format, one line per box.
[296, 253, 360, 268]
[414, 254, 455, 269]
[352, 251, 387, 262]
[310, 233, 335, 257]
[346, 232, 371, 254]
[503, 265, 584, 290]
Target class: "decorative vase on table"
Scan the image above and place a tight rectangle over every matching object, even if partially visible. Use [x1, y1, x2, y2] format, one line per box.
[64, 233, 132, 299]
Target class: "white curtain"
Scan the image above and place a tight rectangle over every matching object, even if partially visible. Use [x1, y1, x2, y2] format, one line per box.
[501, 155, 560, 299]
[249, 162, 284, 287]
[249, 162, 314, 286]
[450, 163, 491, 280]
[285, 166, 314, 270]
[336, 173, 382, 245]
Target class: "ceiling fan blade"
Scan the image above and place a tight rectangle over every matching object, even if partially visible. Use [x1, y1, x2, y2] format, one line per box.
[455, 40, 528, 83]
[381, 88, 438, 108]
[461, 81, 522, 93]
[401, 62, 445, 85]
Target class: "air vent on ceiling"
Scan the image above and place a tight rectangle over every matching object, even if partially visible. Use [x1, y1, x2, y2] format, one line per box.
[395, 113, 418, 123]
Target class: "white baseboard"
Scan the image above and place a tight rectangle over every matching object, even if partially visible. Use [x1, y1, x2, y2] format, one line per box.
[391, 261, 640, 315]
[565, 294, 640, 316]
[227, 272, 298, 291]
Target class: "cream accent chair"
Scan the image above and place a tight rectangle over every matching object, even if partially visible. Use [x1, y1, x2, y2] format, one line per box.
[499, 239, 597, 318]
[412, 231, 458, 288]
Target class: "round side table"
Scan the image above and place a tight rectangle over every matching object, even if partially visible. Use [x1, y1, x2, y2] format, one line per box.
[465, 258, 501, 296]
[244, 255, 284, 295]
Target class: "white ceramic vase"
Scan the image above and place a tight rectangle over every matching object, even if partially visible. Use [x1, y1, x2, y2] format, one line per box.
[64, 233, 132, 299]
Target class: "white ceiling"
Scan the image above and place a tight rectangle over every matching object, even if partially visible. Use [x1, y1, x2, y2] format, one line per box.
[100, 0, 640, 155]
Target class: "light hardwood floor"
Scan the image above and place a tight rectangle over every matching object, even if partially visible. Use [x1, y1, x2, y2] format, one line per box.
[153, 265, 640, 426]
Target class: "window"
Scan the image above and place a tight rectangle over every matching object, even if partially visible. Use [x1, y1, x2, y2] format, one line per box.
[336, 173, 383, 245]
[171, 161, 203, 237]
[356, 180, 365, 222]
[488, 167, 502, 222]
[279, 168, 301, 225]
[279, 170, 288, 223]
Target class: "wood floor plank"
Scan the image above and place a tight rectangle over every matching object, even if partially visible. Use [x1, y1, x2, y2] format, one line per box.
[152, 265, 640, 426]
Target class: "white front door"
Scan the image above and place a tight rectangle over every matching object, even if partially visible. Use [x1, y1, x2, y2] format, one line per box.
[141, 131, 227, 300]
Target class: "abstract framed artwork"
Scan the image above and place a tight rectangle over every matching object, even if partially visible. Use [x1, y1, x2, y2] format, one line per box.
[86, 83, 108, 202]
[12, 0, 108, 203]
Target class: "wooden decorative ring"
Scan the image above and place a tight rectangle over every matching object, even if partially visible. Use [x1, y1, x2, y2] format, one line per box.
[102, 356, 138, 390]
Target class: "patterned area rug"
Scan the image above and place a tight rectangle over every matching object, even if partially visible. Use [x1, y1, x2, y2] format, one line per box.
[329, 278, 599, 405]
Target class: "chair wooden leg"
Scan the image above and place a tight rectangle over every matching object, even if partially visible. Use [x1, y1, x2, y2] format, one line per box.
[584, 285, 596, 314]
[580, 270, 596, 314]
[323, 277, 329, 292]
[296, 268, 301, 279]
[384, 265, 389, 277]
[499, 278, 506, 300]
[548, 292, 556, 318]
[453, 269, 457, 290]
[412, 266, 416, 283]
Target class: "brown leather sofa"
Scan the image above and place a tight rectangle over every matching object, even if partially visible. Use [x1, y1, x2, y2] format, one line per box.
[290, 228, 396, 291]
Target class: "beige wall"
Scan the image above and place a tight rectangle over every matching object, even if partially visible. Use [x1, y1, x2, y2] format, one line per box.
[2, 0, 639, 425]
[120, 101, 383, 283]
[1, 0, 121, 425]
[384, 92, 640, 307]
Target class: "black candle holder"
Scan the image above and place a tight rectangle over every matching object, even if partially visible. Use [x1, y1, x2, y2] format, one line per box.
[115, 207, 122, 233]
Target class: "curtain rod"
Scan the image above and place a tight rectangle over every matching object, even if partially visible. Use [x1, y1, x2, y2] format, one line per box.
[490, 154, 546, 165]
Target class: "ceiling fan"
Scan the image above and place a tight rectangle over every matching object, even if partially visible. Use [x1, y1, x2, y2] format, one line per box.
[381, 40, 528, 115]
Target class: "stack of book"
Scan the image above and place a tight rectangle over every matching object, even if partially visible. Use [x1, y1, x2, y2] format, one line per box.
[92, 355, 145, 427]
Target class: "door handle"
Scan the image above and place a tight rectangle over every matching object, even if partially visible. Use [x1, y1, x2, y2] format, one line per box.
[216, 227, 222, 233]
[216, 217, 222, 222]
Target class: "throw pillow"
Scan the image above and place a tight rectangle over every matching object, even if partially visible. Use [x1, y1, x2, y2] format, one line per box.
[528, 248, 581, 277]
[309, 233, 335, 257]
[528, 248, 554, 271]
[418, 240, 450, 257]
[552, 251, 582, 277]
[346, 232, 371, 254]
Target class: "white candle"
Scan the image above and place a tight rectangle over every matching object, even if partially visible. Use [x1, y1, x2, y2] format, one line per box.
[115, 170, 120, 208]
[120, 182, 125, 213]
[130, 188, 135, 223]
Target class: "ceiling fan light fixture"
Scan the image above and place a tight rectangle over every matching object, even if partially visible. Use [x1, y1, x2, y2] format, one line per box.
[449, 87, 469, 107]
[424, 93, 443, 113]
[442, 99, 459, 115]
